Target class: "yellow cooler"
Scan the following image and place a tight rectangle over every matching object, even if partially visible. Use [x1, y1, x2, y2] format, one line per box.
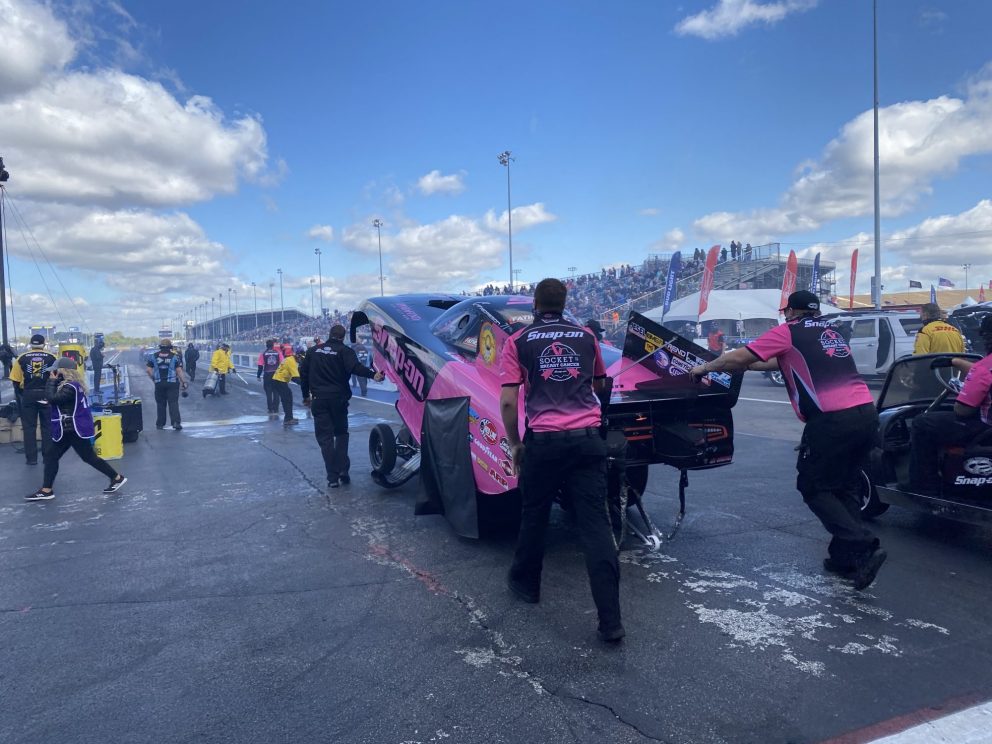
[94, 412, 124, 460]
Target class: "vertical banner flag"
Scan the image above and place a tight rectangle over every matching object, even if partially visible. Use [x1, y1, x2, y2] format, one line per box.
[849, 249, 859, 309]
[662, 251, 681, 318]
[930, 285, 937, 303]
[988, 280, 991, 290]
[980, 285, 986, 302]
[697, 245, 720, 318]
[809, 252, 821, 294]
[780, 249, 799, 313]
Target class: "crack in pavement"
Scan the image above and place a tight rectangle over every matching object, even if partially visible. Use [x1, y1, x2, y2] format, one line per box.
[549, 687, 671, 743]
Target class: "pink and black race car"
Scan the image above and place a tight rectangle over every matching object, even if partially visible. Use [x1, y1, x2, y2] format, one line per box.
[350, 294, 743, 548]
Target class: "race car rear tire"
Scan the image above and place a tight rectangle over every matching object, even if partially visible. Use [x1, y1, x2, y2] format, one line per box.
[369, 423, 397, 475]
[626, 465, 648, 507]
[767, 371, 785, 387]
[858, 467, 889, 518]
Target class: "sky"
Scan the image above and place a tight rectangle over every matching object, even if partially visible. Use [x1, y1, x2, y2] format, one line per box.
[1, 0, 991, 336]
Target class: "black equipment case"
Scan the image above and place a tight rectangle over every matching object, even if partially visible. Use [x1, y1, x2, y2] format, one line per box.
[106, 399, 143, 443]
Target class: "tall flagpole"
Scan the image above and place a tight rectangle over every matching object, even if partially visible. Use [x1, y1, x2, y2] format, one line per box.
[872, 0, 882, 310]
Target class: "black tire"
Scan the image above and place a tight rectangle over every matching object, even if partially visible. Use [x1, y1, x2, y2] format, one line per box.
[626, 465, 648, 507]
[767, 371, 786, 387]
[858, 467, 889, 518]
[369, 423, 397, 475]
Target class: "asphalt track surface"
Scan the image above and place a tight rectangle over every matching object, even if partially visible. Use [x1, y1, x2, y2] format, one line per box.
[2, 355, 992, 744]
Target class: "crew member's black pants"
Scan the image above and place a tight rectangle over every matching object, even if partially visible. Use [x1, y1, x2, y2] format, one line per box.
[510, 429, 622, 631]
[20, 389, 52, 465]
[263, 372, 278, 412]
[910, 411, 989, 491]
[43, 431, 118, 489]
[154, 381, 181, 427]
[92, 365, 103, 392]
[272, 379, 294, 421]
[312, 396, 350, 481]
[186, 363, 197, 382]
[351, 373, 367, 396]
[217, 373, 227, 395]
[797, 403, 879, 568]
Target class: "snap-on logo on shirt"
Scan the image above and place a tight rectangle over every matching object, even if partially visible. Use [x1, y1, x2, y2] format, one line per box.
[538, 342, 581, 381]
[819, 328, 851, 358]
[526, 330, 583, 341]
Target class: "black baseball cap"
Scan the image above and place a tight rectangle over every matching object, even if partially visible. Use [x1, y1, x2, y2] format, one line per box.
[30, 333, 45, 345]
[781, 290, 820, 313]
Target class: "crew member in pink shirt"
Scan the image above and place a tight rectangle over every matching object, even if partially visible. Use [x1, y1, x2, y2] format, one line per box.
[690, 290, 886, 591]
[908, 313, 992, 494]
[500, 278, 623, 643]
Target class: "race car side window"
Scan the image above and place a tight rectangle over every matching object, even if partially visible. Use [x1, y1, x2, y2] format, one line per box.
[433, 306, 484, 354]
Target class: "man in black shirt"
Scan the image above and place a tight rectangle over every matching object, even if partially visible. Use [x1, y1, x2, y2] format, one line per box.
[301, 324, 383, 488]
[184, 343, 200, 382]
[10, 334, 57, 465]
[90, 338, 105, 392]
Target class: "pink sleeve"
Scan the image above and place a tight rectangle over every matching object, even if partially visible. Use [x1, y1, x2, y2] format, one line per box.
[257, 352, 264, 365]
[745, 324, 792, 362]
[499, 335, 524, 386]
[593, 342, 606, 378]
[957, 362, 992, 409]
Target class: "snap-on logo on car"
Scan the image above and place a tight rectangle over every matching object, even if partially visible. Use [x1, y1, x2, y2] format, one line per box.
[479, 418, 499, 444]
[819, 328, 851, 358]
[964, 457, 992, 476]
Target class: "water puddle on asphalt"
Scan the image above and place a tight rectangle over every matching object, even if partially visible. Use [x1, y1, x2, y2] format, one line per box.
[181, 412, 390, 438]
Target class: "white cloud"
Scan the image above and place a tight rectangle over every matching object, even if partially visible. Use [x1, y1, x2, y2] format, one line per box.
[0, 70, 271, 207]
[339, 202, 555, 294]
[0, 0, 75, 98]
[798, 199, 992, 295]
[657, 228, 686, 251]
[483, 202, 558, 232]
[416, 169, 466, 196]
[691, 65, 992, 243]
[307, 224, 334, 242]
[639, 207, 660, 216]
[675, 0, 818, 40]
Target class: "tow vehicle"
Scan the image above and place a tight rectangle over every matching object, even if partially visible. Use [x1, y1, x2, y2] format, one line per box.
[351, 295, 742, 548]
[861, 352, 992, 525]
[822, 309, 922, 378]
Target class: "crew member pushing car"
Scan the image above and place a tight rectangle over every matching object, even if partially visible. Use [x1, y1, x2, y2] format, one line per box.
[690, 290, 886, 590]
[908, 314, 992, 494]
[913, 303, 965, 355]
[500, 278, 624, 643]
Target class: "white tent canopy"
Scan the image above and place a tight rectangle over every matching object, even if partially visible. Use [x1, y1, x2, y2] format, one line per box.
[644, 289, 786, 323]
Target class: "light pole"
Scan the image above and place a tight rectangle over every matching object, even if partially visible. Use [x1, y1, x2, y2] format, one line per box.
[269, 282, 275, 327]
[219, 292, 225, 338]
[277, 268, 285, 323]
[963, 263, 972, 292]
[309, 279, 315, 317]
[568, 266, 577, 279]
[498, 150, 515, 291]
[314, 248, 324, 318]
[233, 289, 239, 335]
[227, 288, 233, 337]
[251, 282, 258, 332]
[872, 0, 882, 310]
[373, 218, 384, 296]
[210, 297, 215, 340]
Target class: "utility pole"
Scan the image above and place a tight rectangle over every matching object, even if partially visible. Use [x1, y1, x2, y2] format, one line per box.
[314, 248, 324, 318]
[309, 279, 315, 317]
[233, 289, 239, 335]
[269, 282, 275, 326]
[498, 151, 515, 291]
[963, 263, 972, 292]
[251, 282, 258, 332]
[373, 218, 385, 296]
[277, 268, 285, 323]
[0, 157, 11, 346]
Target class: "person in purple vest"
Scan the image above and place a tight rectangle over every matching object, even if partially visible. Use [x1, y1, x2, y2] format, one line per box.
[24, 357, 127, 502]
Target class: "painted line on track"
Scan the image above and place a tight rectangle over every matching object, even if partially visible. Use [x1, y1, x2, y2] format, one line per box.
[738, 396, 792, 405]
[819, 694, 991, 744]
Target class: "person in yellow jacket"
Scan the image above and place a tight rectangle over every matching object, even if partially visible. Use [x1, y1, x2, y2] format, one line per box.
[209, 343, 235, 395]
[914, 304, 965, 355]
[271, 351, 302, 425]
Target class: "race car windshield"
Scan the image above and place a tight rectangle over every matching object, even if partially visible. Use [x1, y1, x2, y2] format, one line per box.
[877, 354, 982, 411]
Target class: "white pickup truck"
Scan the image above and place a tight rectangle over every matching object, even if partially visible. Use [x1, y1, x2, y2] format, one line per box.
[822, 310, 922, 377]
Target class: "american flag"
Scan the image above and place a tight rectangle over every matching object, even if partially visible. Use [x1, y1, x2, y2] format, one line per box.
[938, 277, 955, 288]
[908, 280, 922, 289]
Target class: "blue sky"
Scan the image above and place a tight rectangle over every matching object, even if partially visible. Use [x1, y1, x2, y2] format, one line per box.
[1, 0, 991, 335]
